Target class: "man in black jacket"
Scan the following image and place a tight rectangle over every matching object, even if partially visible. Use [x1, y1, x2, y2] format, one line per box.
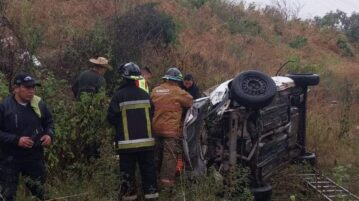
[182, 73, 201, 99]
[0, 73, 54, 201]
[107, 62, 158, 201]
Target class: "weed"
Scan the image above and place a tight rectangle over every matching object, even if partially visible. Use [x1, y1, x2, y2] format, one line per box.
[289, 36, 307, 49]
[229, 18, 262, 36]
[336, 34, 354, 57]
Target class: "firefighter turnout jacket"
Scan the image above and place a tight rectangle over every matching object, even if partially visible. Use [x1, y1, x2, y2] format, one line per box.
[107, 82, 154, 152]
[136, 78, 149, 93]
[151, 82, 193, 138]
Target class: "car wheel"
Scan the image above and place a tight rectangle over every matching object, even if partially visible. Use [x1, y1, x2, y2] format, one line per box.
[251, 183, 272, 201]
[286, 73, 320, 86]
[230, 70, 276, 109]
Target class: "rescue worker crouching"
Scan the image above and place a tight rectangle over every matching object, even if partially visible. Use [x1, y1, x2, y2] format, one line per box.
[151, 67, 193, 187]
[107, 62, 158, 201]
[0, 73, 54, 201]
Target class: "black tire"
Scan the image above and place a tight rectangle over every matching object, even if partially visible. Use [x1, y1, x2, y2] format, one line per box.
[251, 183, 272, 201]
[286, 74, 320, 86]
[230, 71, 276, 109]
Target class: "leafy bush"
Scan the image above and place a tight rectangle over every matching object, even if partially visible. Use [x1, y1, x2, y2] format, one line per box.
[289, 36, 307, 49]
[336, 34, 354, 57]
[228, 18, 262, 36]
[62, 22, 113, 78]
[285, 56, 323, 74]
[112, 3, 177, 64]
[183, 0, 211, 9]
[0, 0, 7, 15]
[0, 72, 8, 100]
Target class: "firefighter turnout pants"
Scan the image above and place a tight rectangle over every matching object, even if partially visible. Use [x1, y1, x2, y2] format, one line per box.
[119, 150, 158, 200]
[155, 137, 181, 186]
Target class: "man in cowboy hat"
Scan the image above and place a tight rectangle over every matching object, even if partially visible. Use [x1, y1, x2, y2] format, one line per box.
[72, 56, 112, 98]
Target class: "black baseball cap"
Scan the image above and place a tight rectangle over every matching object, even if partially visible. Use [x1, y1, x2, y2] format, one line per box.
[13, 73, 41, 87]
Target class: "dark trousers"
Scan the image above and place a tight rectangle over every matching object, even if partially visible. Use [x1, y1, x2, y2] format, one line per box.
[0, 158, 45, 201]
[119, 150, 158, 199]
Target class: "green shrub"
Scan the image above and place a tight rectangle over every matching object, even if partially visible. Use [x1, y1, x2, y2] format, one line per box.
[113, 3, 177, 63]
[289, 36, 308, 49]
[0, 72, 8, 100]
[0, 0, 7, 15]
[62, 22, 113, 78]
[285, 56, 323, 74]
[336, 35, 354, 57]
[228, 18, 262, 36]
[183, 0, 211, 9]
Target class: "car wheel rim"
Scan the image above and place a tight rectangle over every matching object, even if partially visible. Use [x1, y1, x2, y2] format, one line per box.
[241, 77, 267, 96]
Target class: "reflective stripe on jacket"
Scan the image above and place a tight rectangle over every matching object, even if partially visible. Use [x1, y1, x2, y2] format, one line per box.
[151, 82, 193, 138]
[107, 83, 154, 152]
[136, 79, 149, 93]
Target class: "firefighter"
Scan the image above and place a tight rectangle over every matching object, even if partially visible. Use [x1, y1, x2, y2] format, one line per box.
[151, 67, 193, 187]
[107, 62, 158, 201]
[136, 67, 152, 93]
[0, 73, 54, 201]
[72, 56, 112, 98]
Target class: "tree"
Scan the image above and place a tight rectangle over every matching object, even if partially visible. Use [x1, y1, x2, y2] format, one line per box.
[314, 10, 348, 30]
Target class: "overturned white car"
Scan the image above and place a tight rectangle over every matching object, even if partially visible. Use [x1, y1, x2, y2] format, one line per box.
[183, 71, 319, 201]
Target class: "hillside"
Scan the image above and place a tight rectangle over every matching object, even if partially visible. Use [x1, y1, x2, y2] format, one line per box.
[1, 0, 359, 200]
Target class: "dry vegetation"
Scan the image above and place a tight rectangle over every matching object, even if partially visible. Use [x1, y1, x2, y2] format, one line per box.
[2, 0, 359, 200]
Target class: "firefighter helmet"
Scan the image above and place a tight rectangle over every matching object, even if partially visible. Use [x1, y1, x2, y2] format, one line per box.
[162, 67, 183, 81]
[117, 62, 143, 80]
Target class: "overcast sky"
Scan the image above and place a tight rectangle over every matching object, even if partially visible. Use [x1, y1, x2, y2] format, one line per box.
[238, 0, 359, 19]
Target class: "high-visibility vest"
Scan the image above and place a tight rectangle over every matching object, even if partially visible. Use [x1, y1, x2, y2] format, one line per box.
[136, 79, 149, 93]
[115, 99, 154, 150]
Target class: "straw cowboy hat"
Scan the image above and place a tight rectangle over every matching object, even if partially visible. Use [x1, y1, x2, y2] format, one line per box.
[89, 57, 112, 70]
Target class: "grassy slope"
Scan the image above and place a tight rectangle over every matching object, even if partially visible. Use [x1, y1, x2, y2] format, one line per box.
[3, 0, 359, 199]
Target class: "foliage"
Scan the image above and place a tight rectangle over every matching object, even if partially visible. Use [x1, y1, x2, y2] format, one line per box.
[336, 34, 354, 57]
[112, 3, 178, 64]
[228, 18, 262, 36]
[0, 0, 7, 15]
[159, 167, 253, 201]
[0, 72, 8, 100]
[15, 1, 44, 55]
[315, 10, 359, 43]
[332, 165, 351, 186]
[338, 78, 354, 139]
[344, 13, 359, 43]
[33, 72, 112, 173]
[289, 36, 307, 49]
[314, 10, 347, 30]
[284, 56, 323, 74]
[62, 22, 113, 78]
[183, 0, 212, 9]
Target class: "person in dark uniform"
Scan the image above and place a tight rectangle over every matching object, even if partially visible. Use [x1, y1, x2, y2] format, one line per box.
[72, 56, 112, 98]
[136, 67, 152, 93]
[181, 73, 201, 99]
[107, 62, 158, 201]
[0, 73, 54, 201]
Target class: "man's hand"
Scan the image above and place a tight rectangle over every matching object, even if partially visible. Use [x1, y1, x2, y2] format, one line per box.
[18, 137, 34, 148]
[40, 135, 52, 147]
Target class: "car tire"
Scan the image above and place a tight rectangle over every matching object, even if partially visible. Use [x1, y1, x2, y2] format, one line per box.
[286, 73, 320, 86]
[230, 70, 276, 109]
[251, 183, 272, 201]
